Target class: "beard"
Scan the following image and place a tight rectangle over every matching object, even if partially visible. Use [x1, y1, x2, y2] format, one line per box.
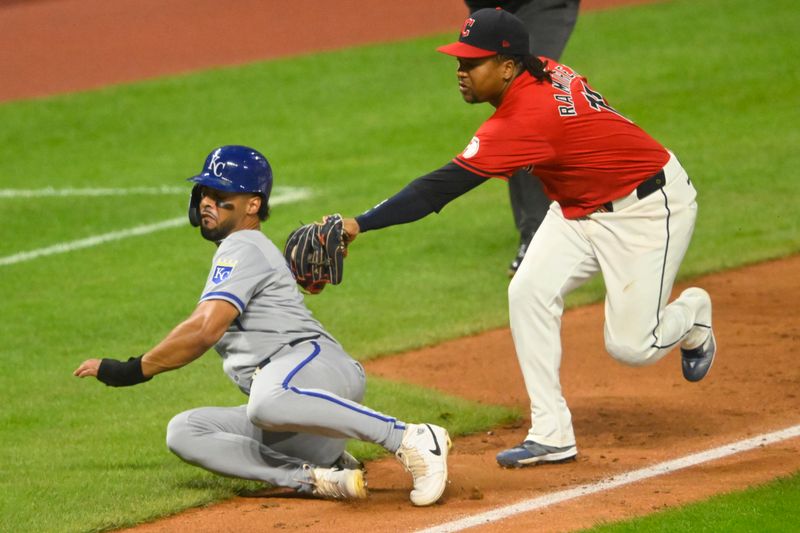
[200, 218, 234, 243]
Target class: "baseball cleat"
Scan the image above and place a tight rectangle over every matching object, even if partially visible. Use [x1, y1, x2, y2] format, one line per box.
[496, 441, 577, 468]
[395, 423, 452, 506]
[681, 330, 716, 382]
[679, 287, 716, 382]
[304, 465, 367, 500]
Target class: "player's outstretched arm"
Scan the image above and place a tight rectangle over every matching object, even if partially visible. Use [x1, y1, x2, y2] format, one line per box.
[73, 299, 238, 387]
[351, 163, 486, 234]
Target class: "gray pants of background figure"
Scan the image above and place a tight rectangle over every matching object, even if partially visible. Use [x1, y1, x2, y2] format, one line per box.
[467, 0, 581, 265]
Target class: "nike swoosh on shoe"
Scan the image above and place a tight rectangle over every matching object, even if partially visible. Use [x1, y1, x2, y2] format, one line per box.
[426, 423, 442, 456]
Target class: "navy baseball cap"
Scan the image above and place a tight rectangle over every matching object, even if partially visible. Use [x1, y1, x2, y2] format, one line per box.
[437, 8, 529, 58]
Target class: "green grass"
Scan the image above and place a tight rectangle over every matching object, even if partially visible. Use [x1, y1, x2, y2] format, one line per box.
[583, 472, 800, 532]
[0, 0, 798, 531]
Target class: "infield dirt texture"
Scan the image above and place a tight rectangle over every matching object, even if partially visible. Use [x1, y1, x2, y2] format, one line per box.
[3, 1, 798, 532]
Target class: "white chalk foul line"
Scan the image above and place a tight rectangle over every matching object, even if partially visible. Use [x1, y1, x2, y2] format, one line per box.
[0, 217, 186, 267]
[0, 187, 312, 267]
[417, 423, 800, 533]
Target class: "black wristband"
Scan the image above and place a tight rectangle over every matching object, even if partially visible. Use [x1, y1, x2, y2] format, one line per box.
[97, 355, 152, 387]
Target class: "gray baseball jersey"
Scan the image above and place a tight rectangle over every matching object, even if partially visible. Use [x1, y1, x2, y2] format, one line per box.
[199, 229, 335, 392]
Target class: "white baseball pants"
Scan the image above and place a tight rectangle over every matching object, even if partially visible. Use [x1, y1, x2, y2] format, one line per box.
[509, 153, 705, 447]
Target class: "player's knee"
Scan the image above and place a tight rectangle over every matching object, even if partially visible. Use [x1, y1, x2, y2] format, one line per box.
[165, 411, 196, 459]
[605, 339, 654, 367]
[508, 272, 550, 314]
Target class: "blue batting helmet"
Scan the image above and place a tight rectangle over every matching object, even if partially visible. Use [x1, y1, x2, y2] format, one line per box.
[187, 145, 273, 226]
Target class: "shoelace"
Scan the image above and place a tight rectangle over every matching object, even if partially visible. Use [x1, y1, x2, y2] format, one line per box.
[397, 448, 429, 479]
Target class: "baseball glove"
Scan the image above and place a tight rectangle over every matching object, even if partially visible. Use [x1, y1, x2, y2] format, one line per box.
[283, 214, 350, 294]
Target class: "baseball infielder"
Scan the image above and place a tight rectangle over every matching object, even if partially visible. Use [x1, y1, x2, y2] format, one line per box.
[73, 145, 450, 505]
[339, 9, 717, 467]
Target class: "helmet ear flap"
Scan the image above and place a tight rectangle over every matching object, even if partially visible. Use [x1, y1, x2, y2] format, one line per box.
[188, 185, 202, 227]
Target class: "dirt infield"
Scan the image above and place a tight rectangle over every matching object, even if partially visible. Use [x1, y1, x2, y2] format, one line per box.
[5, 0, 797, 531]
[0, 0, 661, 103]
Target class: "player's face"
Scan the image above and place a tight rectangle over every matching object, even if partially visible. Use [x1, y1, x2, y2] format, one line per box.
[456, 56, 515, 107]
[197, 187, 258, 242]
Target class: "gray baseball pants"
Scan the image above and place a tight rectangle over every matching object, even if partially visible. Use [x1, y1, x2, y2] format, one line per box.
[166, 338, 405, 491]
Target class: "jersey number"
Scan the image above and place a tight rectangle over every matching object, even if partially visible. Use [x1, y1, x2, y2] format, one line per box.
[581, 82, 628, 120]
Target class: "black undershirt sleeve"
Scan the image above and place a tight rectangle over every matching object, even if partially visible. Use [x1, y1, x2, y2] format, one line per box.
[355, 162, 488, 232]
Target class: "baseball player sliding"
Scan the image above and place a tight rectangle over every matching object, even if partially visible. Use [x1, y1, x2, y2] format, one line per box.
[73, 145, 450, 505]
[337, 8, 717, 467]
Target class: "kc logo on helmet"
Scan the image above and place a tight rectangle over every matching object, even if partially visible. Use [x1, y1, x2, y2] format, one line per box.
[208, 150, 226, 177]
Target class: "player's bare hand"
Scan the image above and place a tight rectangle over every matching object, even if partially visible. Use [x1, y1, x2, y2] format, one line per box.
[73, 358, 101, 378]
[342, 218, 360, 244]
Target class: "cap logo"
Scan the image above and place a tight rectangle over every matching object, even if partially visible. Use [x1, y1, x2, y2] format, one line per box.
[461, 17, 475, 37]
[208, 150, 225, 177]
[502, 40, 510, 48]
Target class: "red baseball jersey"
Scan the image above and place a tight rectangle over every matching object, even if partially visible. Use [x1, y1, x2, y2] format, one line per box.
[453, 62, 670, 219]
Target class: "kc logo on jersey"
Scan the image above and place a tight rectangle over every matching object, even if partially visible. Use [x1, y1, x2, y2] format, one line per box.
[211, 259, 237, 284]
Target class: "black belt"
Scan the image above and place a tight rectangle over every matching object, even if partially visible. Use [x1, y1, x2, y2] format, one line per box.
[256, 334, 321, 370]
[601, 169, 666, 212]
[288, 334, 321, 347]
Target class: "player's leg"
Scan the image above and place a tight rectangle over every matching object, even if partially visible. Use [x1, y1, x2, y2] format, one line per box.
[166, 405, 348, 490]
[502, 203, 599, 466]
[594, 154, 713, 374]
[514, 0, 581, 60]
[248, 338, 450, 505]
[507, 170, 550, 276]
[248, 339, 404, 447]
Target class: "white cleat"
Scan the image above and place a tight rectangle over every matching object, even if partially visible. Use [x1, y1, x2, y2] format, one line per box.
[395, 423, 451, 506]
[304, 465, 367, 500]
